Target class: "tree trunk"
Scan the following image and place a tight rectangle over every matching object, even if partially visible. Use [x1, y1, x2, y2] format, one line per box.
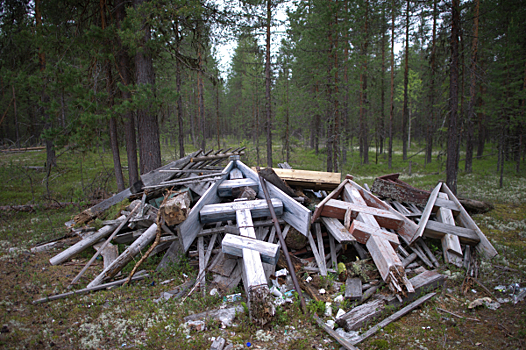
[35, 0, 56, 174]
[402, 0, 410, 161]
[465, 0, 479, 173]
[265, 0, 272, 168]
[388, 0, 395, 169]
[360, 0, 369, 165]
[134, 0, 161, 175]
[115, 0, 139, 186]
[379, 6, 386, 157]
[447, 0, 460, 195]
[198, 48, 206, 151]
[333, 6, 340, 172]
[426, 0, 437, 164]
[175, 21, 185, 159]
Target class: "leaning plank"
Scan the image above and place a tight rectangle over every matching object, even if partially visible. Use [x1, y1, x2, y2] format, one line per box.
[33, 272, 148, 304]
[352, 293, 437, 345]
[50, 223, 120, 265]
[320, 216, 356, 244]
[74, 189, 132, 225]
[321, 199, 403, 230]
[424, 220, 480, 245]
[87, 224, 158, 288]
[312, 178, 352, 223]
[441, 183, 498, 258]
[436, 193, 463, 267]
[236, 160, 312, 237]
[200, 198, 283, 224]
[221, 234, 280, 265]
[314, 223, 327, 274]
[307, 229, 327, 276]
[410, 182, 442, 243]
[171, 161, 234, 254]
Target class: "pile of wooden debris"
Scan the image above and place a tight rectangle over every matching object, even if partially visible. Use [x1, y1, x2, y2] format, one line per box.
[32, 153, 499, 350]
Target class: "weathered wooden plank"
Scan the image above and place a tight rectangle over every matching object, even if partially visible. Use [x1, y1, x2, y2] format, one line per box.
[211, 261, 242, 292]
[336, 298, 385, 331]
[307, 229, 327, 276]
[417, 238, 440, 268]
[436, 193, 463, 267]
[352, 293, 437, 345]
[221, 234, 280, 265]
[229, 168, 243, 180]
[321, 199, 403, 230]
[411, 182, 442, 242]
[345, 277, 362, 300]
[315, 223, 327, 275]
[169, 161, 234, 254]
[434, 197, 460, 214]
[329, 233, 337, 269]
[424, 220, 480, 245]
[217, 178, 259, 197]
[320, 216, 356, 244]
[441, 183, 498, 258]
[88, 223, 158, 288]
[209, 251, 237, 277]
[312, 178, 351, 223]
[350, 180, 418, 243]
[269, 168, 341, 190]
[313, 314, 361, 350]
[236, 160, 312, 236]
[50, 223, 120, 265]
[200, 198, 283, 224]
[198, 236, 205, 295]
[349, 220, 400, 249]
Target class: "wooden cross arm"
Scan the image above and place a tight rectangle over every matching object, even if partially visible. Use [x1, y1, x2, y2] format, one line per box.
[349, 220, 400, 249]
[221, 234, 280, 265]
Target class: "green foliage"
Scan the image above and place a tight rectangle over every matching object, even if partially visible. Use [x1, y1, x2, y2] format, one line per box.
[307, 300, 325, 316]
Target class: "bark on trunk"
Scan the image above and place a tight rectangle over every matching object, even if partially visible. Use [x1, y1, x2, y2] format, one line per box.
[388, 0, 395, 169]
[116, 0, 139, 186]
[465, 0, 479, 173]
[402, 0, 410, 161]
[447, 0, 460, 195]
[265, 0, 272, 168]
[134, 0, 161, 175]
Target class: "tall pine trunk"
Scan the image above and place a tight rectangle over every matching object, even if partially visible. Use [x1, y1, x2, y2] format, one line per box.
[402, 0, 410, 161]
[116, 0, 139, 186]
[447, 0, 460, 194]
[134, 0, 161, 175]
[465, 0, 479, 173]
[388, 0, 395, 169]
[426, 0, 437, 164]
[265, 0, 273, 167]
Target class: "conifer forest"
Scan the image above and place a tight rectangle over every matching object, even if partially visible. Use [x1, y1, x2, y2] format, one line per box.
[1, 0, 525, 192]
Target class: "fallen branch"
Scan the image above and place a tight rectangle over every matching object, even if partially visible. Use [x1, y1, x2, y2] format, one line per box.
[436, 307, 480, 322]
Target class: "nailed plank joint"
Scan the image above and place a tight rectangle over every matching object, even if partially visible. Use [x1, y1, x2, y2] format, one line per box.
[411, 182, 442, 242]
[200, 198, 283, 224]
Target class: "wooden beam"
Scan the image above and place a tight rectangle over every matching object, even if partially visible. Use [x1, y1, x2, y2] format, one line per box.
[436, 193, 463, 267]
[217, 178, 259, 197]
[268, 168, 341, 190]
[349, 220, 400, 249]
[236, 160, 312, 236]
[221, 234, 280, 265]
[321, 199, 403, 230]
[424, 220, 481, 245]
[167, 161, 234, 254]
[199, 198, 283, 224]
[411, 182, 442, 242]
[314, 223, 327, 275]
[441, 183, 498, 258]
[320, 216, 356, 244]
[349, 180, 418, 243]
[307, 229, 327, 276]
[312, 179, 351, 223]
[345, 277, 363, 300]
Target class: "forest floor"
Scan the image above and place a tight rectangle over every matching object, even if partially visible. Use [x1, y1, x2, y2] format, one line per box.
[1, 143, 526, 349]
